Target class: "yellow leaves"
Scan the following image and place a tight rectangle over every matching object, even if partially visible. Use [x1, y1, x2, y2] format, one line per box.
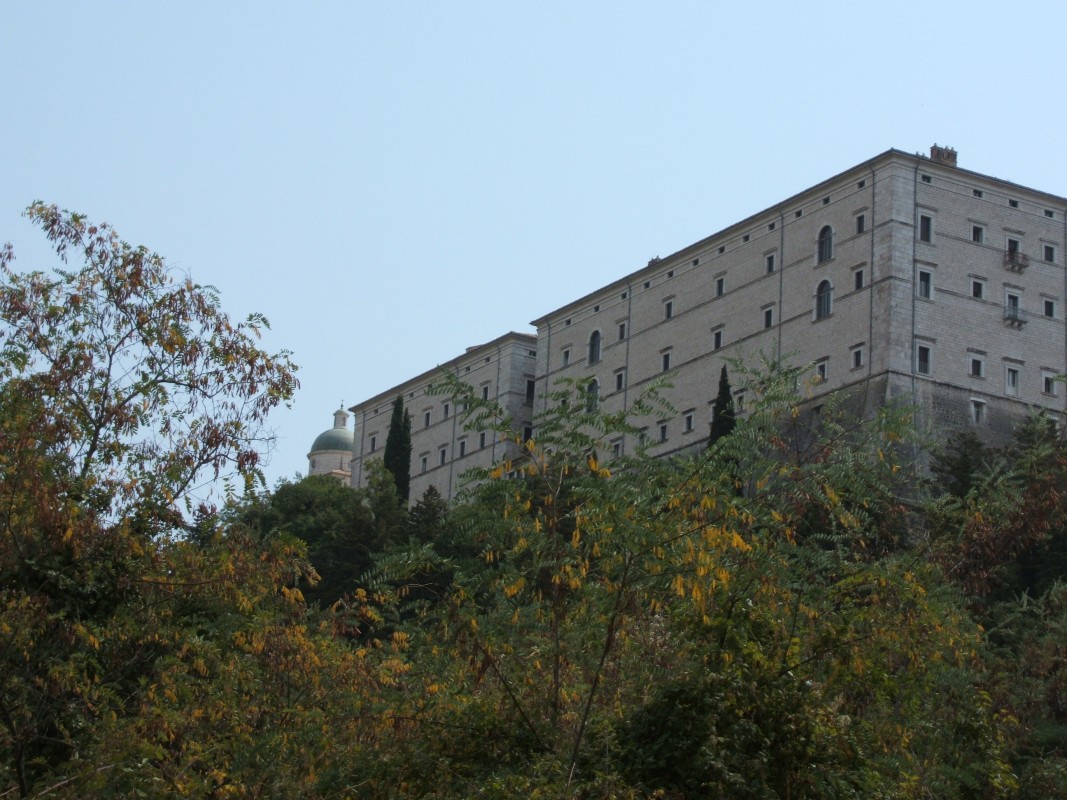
[571, 528, 581, 549]
[503, 577, 526, 598]
[672, 574, 686, 597]
[587, 453, 598, 473]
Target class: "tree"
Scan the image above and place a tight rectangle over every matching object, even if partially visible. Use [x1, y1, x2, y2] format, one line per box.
[384, 394, 412, 503]
[708, 363, 736, 446]
[0, 204, 310, 796]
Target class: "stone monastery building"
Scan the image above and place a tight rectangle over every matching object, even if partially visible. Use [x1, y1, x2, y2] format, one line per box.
[309, 146, 1067, 501]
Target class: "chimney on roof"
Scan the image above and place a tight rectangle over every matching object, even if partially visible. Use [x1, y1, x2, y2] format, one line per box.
[930, 144, 958, 167]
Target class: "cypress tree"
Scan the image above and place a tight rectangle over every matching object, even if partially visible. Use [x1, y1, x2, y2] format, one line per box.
[708, 365, 736, 447]
[384, 395, 412, 503]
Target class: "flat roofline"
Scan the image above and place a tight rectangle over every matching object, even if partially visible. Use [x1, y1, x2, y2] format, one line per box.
[348, 330, 536, 414]
[530, 148, 1067, 326]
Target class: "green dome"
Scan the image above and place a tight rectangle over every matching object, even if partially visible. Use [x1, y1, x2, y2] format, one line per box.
[308, 408, 354, 456]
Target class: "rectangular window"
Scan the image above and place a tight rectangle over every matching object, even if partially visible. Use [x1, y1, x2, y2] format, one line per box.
[763, 307, 773, 329]
[734, 392, 745, 412]
[684, 413, 694, 433]
[664, 300, 673, 319]
[973, 189, 983, 198]
[972, 225, 984, 243]
[482, 385, 490, 401]
[972, 280, 985, 299]
[525, 379, 535, 404]
[618, 322, 627, 341]
[662, 352, 671, 372]
[479, 431, 487, 449]
[715, 276, 725, 297]
[856, 214, 866, 234]
[1046, 209, 1055, 218]
[1006, 367, 1020, 396]
[1045, 299, 1056, 318]
[765, 254, 775, 273]
[1045, 245, 1056, 263]
[1009, 199, 1019, 208]
[369, 435, 377, 452]
[459, 440, 466, 458]
[443, 403, 449, 418]
[919, 215, 932, 242]
[712, 329, 723, 351]
[659, 423, 668, 443]
[918, 270, 932, 299]
[971, 400, 985, 425]
[523, 425, 533, 442]
[1043, 370, 1058, 396]
[615, 371, 625, 392]
[815, 361, 827, 382]
[916, 344, 931, 375]
[851, 347, 864, 369]
[562, 348, 571, 366]
[854, 269, 865, 291]
[1007, 237, 1020, 256]
[424, 411, 431, 428]
[970, 357, 984, 378]
[612, 440, 622, 458]
[921, 175, 931, 184]
[420, 456, 428, 473]
[439, 448, 447, 466]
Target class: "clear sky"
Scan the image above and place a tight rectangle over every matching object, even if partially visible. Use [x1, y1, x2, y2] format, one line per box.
[4, 2, 1066, 492]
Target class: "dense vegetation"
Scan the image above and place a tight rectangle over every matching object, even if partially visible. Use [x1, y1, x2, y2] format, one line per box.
[1, 207, 1065, 797]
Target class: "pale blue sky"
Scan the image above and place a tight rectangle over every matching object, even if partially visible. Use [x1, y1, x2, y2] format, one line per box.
[4, 2, 1066, 491]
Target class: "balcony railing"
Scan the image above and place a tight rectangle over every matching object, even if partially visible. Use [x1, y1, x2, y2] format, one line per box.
[1004, 249, 1030, 272]
[1004, 303, 1029, 328]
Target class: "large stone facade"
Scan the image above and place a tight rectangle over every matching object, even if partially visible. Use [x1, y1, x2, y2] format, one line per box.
[347, 332, 538, 500]
[328, 147, 1067, 500]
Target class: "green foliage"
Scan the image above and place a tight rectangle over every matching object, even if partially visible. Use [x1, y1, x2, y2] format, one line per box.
[708, 363, 736, 447]
[384, 395, 413, 503]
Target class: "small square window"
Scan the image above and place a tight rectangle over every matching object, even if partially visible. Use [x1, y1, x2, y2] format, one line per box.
[715, 277, 725, 297]
[919, 215, 932, 243]
[858, 179, 866, 189]
[768, 222, 776, 231]
[766, 254, 775, 273]
[916, 345, 931, 375]
[565, 318, 571, 326]
[921, 175, 931, 184]
[972, 226, 984, 244]
[822, 196, 831, 205]
[742, 234, 750, 243]
[667, 270, 674, 278]
[1045, 299, 1056, 318]
[618, 322, 627, 340]
[763, 307, 773, 329]
[856, 214, 866, 234]
[1043, 371, 1058, 396]
[854, 269, 865, 291]
[712, 329, 723, 351]
[718, 246, 725, 255]
[972, 280, 985, 299]
[664, 301, 673, 319]
[1009, 199, 1019, 209]
[593, 304, 600, 312]
[1044, 245, 1055, 263]
[918, 270, 932, 299]
[1006, 367, 1020, 396]
[621, 291, 628, 299]
[662, 352, 672, 372]
[684, 413, 694, 433]
[643, 281, 651, 289]
[852, 347, 864, 369]
[692, 258, 699, 266]
[1045, 209, 1055, 219]
[969, 358, 984, 378]
[973, 189, 983, 198]
[795, 209, 802, 218]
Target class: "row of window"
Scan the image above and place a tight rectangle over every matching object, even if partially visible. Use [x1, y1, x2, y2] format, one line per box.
[914, 345, 1058, 397]
[919, 215, 1058, 266]
[915, 268, 1059, 319]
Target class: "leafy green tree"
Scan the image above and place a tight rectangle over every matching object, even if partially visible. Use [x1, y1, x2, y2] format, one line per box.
[708, 363, 736, 446]
[384, 394, 412, 503]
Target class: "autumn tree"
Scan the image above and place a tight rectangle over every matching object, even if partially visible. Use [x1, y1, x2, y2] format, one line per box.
[384, 394, 413, 503]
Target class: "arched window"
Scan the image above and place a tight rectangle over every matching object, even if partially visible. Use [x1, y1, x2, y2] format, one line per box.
[817, 225, 833, 263]
[586, 379, 600, 412]
[588, 330, 602, 364]
[816, 280, 833, 320]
